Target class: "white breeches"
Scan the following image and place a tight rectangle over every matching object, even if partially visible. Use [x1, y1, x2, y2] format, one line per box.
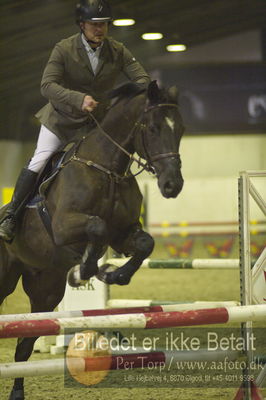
[28, 125, 62, 173]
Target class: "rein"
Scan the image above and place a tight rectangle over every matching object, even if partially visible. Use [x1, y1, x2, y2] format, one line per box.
[63, 102, 181, 181]
[88, 112, 150, 173]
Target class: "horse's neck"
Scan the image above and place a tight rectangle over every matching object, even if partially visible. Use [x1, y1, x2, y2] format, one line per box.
[78, 95, 145, 174]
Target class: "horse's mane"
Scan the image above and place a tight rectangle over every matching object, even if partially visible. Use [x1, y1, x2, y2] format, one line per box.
[108, 82, 147, 102]
[108, 81, 176, 108]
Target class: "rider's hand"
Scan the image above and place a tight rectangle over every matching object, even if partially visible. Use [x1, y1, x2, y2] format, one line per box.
[82, 95, 99, 112]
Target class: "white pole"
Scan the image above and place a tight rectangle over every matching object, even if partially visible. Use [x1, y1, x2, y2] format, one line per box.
[0, 349, 239, 379]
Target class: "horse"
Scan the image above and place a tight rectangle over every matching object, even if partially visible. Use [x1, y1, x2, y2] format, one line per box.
[0, 80, 184, 400]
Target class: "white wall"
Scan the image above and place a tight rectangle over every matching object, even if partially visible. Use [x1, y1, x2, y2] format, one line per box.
[0, 141, 34, 187]
[136, 133, 266, 226]
[181, 133, 266, 178]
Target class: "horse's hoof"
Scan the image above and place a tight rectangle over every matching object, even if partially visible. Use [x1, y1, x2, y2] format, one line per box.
[67, 265, 88, 288]
[9, 388, 24, 400]
[97, 264, 130, 285]
[97, 263, 117, 284]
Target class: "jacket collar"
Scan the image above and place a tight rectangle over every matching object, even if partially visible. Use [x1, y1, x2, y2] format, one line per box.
[76, 33, 109, 76]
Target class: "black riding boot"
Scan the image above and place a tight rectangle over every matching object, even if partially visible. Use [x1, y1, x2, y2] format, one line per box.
[0, 168, 38, 242]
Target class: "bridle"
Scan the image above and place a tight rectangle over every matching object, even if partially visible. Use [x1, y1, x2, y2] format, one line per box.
[60, 101, 182, 182]
[137, 103, 181, 169]
[87, 102, 181, 177]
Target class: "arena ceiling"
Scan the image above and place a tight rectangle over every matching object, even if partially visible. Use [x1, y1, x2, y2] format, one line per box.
[0, 0, 266, 140]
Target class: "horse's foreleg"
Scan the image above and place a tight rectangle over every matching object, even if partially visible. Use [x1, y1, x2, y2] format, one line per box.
[67, 241, 107, 287]
[98, 227, 154, 285]
[57, 214, 108, 287]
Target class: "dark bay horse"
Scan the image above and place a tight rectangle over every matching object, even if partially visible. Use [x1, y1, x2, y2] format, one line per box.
[0, 81, 184, 400]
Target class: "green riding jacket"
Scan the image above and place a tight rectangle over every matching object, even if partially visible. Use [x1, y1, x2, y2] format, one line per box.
[35, 33, 150, 142]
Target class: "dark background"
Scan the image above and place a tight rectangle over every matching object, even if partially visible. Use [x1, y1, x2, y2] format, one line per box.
[1, 0, 266, 140]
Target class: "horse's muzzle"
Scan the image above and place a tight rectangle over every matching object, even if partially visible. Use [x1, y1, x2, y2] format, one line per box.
[157, 165, 184, 198]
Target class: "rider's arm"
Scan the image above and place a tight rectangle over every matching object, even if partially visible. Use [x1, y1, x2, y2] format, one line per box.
[40, 44, 87, 112]
[121, 46, 151, 85]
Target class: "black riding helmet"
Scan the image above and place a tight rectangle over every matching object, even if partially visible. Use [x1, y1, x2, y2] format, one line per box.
[76, 0, 113, 23]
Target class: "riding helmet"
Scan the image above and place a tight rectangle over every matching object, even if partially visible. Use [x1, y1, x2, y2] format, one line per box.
[76, 0, 113, 23]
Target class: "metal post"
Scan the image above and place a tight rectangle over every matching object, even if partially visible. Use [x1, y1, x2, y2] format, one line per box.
[238, 172, 252, 400]
[238, 170, 266, 398]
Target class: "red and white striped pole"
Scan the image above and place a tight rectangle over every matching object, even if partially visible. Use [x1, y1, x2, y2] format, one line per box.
[0, 305, 265, 339]
[0, 301, 239, 322]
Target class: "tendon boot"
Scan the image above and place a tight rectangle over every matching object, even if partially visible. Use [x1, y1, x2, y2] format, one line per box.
[0, 168, 38, 242]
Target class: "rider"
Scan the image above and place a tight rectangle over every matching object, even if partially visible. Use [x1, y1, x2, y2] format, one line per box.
[0, 0, 150, 242]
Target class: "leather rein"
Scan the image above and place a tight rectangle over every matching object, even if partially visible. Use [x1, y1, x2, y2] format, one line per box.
[64, 102, 181, 181]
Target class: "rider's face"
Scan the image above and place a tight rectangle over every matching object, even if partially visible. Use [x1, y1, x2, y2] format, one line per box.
[81, 21, 108, 46]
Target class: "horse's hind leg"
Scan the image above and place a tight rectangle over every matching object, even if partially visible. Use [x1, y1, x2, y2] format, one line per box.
[0, 265, 22, 308]
[0, 245, 22, 307]
[98, 225, 154, 285]
[9, 269, 67, 400]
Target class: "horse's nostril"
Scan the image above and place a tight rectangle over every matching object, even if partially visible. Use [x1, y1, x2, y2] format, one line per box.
[161, 178, 183, 198]
[164, 181, 174, 192]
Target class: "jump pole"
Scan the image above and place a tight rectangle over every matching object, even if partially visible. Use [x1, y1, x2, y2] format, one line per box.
[107, 257, 241, 269]
[107, 300, 240, 308]
[0, 305, 266, 339]
[53, 255, 241, 338]
[0, 301, 240, 323]
[0, 349, 238, 379]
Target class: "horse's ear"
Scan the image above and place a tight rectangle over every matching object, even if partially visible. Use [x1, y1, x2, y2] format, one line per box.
[147, 80, 161, 104]
[168, 86, 179, 104]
